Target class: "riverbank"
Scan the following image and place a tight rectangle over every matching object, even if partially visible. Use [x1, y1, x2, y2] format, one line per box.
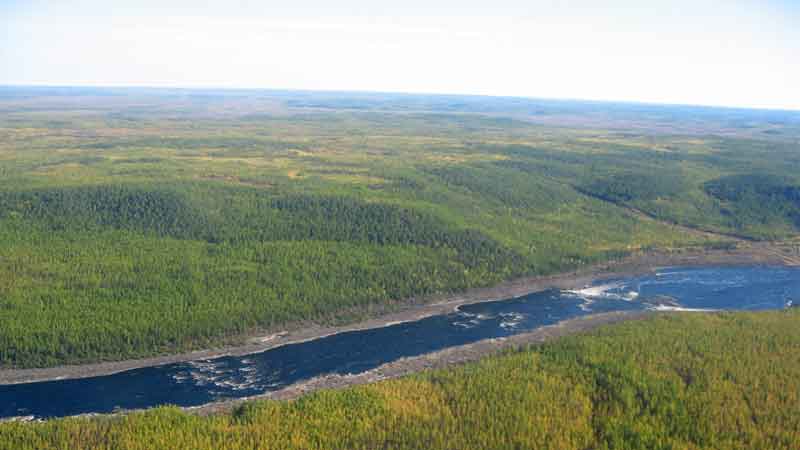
[1, 244, 789, 387]
[192, 309, 653, 415]
[4, 310, 797, 449]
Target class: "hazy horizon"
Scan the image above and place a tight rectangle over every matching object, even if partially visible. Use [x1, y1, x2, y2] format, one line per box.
[4, 83, 800, 114]
[3, 0, 799, 111]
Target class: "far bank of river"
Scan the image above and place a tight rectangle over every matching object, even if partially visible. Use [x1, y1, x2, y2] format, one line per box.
[0, 245, 792, 387]
[1, 245, 799, 419]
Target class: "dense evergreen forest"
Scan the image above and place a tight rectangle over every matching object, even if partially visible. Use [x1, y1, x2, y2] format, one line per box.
[0, 88, 799, 367]
[1, 310, 798, 449]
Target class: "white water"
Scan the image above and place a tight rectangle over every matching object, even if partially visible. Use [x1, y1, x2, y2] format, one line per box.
[651, 305, 717, 312]
[566, 282, 640, 311]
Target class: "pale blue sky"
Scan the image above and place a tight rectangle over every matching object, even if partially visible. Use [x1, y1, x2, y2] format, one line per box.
[2, 0, 799, 110]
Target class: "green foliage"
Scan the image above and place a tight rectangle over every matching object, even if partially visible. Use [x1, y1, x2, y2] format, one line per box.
[0, 184, 522, 268]
[0, 183, 534, 367]
[427, 164, 578, 210]
[1, 89, 798, 367]
[2, 311, 798, 449]
[704, 174, 800, 235]
[0, 185, 213, 240]
[0, 228, 505, 367]
[266, 195, 525, 269]
[582, 172, 687, 203]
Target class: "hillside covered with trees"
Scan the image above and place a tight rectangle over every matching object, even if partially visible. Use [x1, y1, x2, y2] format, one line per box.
[0, 88, 799, 367]
[2, 310, 798, 449]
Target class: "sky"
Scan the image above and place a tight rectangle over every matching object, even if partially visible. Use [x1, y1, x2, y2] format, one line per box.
[2, 0, 799, 110]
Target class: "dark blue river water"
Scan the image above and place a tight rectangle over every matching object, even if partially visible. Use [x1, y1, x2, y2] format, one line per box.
[1, 265, 798, 420]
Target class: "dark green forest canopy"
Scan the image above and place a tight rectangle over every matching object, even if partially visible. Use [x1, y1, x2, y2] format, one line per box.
[2, 311, 799, 449]
[0, 88, 798, 367]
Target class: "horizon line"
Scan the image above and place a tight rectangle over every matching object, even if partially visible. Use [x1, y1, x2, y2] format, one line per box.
[2, 82, 799, 114]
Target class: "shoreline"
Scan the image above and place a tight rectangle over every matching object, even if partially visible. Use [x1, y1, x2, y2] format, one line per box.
[0, 245, 789, 386]
[191, 309, 654, 415]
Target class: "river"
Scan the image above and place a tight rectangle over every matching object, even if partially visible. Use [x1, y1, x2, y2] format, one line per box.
[1, 265, 798, 420]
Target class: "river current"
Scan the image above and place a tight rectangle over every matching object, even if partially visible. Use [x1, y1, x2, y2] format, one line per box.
[1, 265, 798, 419]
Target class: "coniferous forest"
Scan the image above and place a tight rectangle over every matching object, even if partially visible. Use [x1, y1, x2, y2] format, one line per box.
[2, 311, 799, 449]
[1, 88, 798, 369]
[1, 88, 800, 448]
